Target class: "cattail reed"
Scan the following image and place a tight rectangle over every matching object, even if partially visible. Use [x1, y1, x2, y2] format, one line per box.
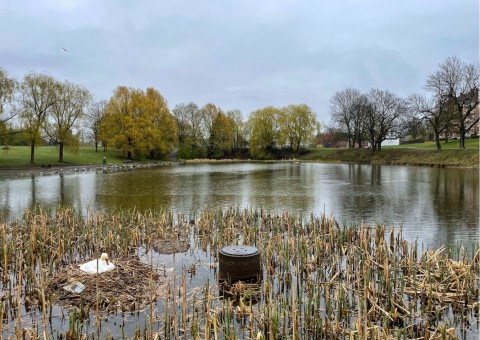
[0, 207, 477, 338]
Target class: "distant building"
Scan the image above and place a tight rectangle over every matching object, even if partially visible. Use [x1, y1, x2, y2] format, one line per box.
[382, 138, 400, 146]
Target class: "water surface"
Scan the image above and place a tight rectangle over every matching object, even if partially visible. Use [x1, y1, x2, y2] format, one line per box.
[1, 162, 478, 249]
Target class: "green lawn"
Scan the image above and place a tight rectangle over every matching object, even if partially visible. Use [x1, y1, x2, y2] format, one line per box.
[0, 145, 131, 169]
[301, 142, 479, 168]
[385, 138, 479, 149]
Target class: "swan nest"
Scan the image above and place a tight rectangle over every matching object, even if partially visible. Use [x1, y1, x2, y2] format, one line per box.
[46, 258, 164, 314]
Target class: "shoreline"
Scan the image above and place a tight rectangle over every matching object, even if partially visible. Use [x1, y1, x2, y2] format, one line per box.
[0, 161, 179, 178]
[0, 157, 477, 180]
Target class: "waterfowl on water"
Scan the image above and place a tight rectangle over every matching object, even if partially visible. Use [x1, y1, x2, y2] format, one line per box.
[79, 253, 115, 274]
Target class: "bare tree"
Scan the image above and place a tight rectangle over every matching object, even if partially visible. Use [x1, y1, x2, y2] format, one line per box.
[330, 88, 360, 148]
[426, 56, 479, 149]
[226, 109, 247, 152]
[201, 103, 223, 141]
[350, 94, 370, 148]
[19, 73, 57, 163]
[407, 93, 452, 150]
[329, 88, 369, 148]
[86, 99, 108, 152]
[172, 102, 205, 156]
[172, 102, 195, 146]
[365, 89, 406, 151]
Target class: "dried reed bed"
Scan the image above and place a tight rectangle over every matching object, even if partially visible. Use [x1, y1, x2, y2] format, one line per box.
[0, 207, 182, 338]
[188, 208, 479, 339]
[0, 207, 478, 339]
[46, 258, 161, 314]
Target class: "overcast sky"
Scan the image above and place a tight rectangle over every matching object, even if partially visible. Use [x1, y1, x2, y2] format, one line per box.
[1, 0, 478, 123]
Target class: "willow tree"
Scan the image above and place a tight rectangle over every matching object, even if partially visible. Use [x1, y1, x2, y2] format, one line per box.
[141, 88, 177, 159]
[0, 68, 17, 125]
[278, 104, 318, 152]
[209, 112, 235, 158]
[19, 73, 57, 163]
[247, 106, 281, 158]
[45, 81, 91, 162]
[100, 86, 177, 159]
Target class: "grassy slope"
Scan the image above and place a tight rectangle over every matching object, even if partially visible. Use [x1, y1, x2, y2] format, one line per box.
[0, 146, 130, 169]
[300, 139, 479, 168]
[386, 138, 479, 149]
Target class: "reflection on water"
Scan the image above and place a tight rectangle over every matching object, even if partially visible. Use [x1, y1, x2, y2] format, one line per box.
[0, 163, 478, 249]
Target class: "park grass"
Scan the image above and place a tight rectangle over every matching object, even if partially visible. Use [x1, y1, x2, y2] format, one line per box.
[386, 138, 479, 149]
[0, 145, 129, 169]
[300, 143, 479, 168]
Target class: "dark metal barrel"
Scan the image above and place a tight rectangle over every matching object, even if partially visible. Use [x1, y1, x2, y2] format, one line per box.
[218, 245, 261, 282]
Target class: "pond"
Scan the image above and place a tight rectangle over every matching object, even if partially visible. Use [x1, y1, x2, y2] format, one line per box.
[0, 162, 478, 338]
[1, 162, 478, 250]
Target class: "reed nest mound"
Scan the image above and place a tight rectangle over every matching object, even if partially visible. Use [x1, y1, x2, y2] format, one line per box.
[46, 258, 163, 314]
[152, 225, 190, 254]
[152, 234, 189, 254]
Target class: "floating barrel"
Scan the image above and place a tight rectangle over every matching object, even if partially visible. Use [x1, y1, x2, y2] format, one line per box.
[218, 245, 261, 283]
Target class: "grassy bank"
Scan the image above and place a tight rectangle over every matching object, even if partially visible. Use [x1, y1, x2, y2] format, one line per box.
[1, 140, 478, 170]
[299, 139, 479, 168]
[387, 138, 479, 149]
[0, 145, 148, 169]
[300, 147, 479, 168]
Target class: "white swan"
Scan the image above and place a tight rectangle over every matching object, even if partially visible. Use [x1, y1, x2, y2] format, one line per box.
[79, 253, 115, 274]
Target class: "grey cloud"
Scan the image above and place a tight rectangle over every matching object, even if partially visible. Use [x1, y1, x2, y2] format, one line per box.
[0, 0, 477, 122]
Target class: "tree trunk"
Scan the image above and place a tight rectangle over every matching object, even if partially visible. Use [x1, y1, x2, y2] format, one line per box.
[459, 128, 466, 150]
[59, 143, 64, 162]
[95, 142, 98, 152]
[127, 150, 132, 160]
[30, 142, 35, 164]
[434, 130, 442, 150]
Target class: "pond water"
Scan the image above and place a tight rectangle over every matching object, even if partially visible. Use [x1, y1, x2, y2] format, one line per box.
[0, 162, 478, 250]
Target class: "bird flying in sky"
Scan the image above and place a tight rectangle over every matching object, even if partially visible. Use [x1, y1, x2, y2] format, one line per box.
[62, 47, 68, 52]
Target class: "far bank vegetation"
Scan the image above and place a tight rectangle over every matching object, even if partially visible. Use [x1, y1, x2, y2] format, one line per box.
[0, 56, 478, 164]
